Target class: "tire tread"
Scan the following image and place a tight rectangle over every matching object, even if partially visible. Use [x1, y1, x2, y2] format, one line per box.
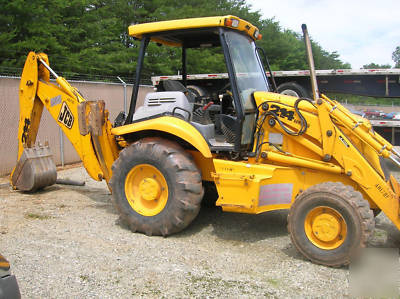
[287, 182, 374, 267]
[110, 137, 203, 236]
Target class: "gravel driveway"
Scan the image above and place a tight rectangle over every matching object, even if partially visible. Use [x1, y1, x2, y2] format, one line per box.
[1, 166, 399, 298]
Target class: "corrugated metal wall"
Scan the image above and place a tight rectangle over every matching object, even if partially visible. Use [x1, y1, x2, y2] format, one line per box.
[0, 77, 153, 175]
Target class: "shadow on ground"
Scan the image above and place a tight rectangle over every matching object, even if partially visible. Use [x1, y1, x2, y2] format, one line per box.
[176, 205, 289, 243]
[56, 184, 117, 215]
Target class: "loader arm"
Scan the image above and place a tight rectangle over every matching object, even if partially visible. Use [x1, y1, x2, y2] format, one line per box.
[11, 52, 119, 190]
[253, 91, 400, 230]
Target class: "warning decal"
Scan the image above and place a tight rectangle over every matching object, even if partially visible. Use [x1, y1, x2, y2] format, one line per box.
[258, 183, 293, 206]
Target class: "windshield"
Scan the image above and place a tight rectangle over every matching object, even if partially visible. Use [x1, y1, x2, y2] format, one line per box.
[225, 30, 269, 111]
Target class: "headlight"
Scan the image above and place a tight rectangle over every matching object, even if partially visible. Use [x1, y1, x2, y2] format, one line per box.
[231, 19, 240, 28]
[253, 30, 262, 40]
[225, 18, 240, 28]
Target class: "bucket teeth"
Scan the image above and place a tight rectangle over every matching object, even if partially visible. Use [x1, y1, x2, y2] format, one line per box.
[11, 145, 57, 192]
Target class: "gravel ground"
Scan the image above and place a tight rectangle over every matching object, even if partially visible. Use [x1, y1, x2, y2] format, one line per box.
[1, 165, 400, 298]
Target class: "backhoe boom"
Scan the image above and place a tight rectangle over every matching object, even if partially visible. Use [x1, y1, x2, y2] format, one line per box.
[11, 52, 118, 191]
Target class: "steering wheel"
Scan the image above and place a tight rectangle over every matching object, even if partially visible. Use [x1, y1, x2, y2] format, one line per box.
[217, 82, 236, 114]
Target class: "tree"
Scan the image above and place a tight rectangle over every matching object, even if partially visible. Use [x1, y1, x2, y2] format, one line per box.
[0, 0, 351, 80]
[362, 63, 392, 69]
[393, 46, 400, 68]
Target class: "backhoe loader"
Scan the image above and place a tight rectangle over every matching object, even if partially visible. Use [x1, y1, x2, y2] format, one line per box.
[11, 15, 400, 267]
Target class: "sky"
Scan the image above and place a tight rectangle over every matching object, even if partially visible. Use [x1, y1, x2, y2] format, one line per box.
[247, 0, 400, 69]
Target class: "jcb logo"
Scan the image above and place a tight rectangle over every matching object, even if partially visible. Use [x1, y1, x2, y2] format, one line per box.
[58, 102, 74, 129]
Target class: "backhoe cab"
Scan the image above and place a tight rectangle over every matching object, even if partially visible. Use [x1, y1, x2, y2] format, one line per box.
[121, 16, 267, 154]
[11, 15, 400, 267]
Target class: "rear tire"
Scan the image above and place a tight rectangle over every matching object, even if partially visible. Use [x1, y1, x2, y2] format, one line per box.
[187, 85, 207, 97]
[277, 82, 310, 98]
[287, 182, 374, 267]
[110, 137, 203, 236]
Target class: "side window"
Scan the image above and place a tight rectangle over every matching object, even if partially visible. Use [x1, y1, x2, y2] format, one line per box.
[187, 47, 227, 74]
[224, 31, 269, 148]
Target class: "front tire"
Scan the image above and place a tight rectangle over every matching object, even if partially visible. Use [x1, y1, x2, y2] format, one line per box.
[287, 182, 374, 267]
[110, 138, 203, 236]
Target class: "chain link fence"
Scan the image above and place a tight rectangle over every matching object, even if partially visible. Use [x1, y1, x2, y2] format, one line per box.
[0, 65, 155, 85]
[0, 76, 153, 176]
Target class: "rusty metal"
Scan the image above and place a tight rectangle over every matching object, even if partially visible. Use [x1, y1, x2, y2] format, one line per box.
[77, 101, 105, 136]
[88, 101, 105, 136]
[77, 102, 89, 136]
[11, 145, 57, 192]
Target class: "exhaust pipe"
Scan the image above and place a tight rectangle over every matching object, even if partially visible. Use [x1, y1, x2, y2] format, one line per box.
[302, 24, 320, 101]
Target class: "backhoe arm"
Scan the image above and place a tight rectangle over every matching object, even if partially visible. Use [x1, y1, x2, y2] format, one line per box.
[11, 52, 118, 191]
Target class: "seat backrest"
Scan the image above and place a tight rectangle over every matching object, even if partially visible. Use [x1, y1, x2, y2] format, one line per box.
[163, 80, 196, 103]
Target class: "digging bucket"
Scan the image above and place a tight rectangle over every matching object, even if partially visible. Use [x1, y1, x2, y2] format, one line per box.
[11, 145, 57, 192]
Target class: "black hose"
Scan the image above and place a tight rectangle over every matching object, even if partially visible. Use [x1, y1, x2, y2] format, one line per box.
[257, 98, 313, 136]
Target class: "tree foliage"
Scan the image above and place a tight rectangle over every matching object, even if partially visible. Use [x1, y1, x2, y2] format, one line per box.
[362, 63, 392, 69]
[393, 46, 400, 68]
[0, 0, 351, 81]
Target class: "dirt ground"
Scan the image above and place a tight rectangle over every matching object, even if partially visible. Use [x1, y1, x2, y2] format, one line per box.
[1, 166, 400, 298]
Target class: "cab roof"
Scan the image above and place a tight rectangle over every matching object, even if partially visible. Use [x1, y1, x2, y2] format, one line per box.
[128, 15, 261, 47]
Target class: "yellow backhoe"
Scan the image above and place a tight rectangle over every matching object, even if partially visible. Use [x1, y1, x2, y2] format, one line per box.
[11, 15, 400, 267]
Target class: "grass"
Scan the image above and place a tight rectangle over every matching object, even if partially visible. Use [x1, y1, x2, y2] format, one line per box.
[186, 271, 263, 296]
[267, 278, 280, 287]
[373, 230, 387, 238]
[24, 213, 52, 220]
[140, 280, 161, 296]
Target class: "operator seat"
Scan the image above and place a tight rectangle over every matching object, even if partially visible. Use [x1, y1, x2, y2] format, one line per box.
[162, 80, 196, 103]
[162, 81, 217, 143]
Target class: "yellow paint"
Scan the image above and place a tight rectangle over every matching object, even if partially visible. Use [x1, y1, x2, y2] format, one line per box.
[304, 206, 347, 250]
[35, 81, 104, 181]
[93, 114, 120, 183]
[12, 52, 119, 183]
[111, 117, 212, 158]
[0, 261, 10, 269]
[139, 178, 161, 201]
[14, 52, 41, 161]
[212, 159, 290, 213]
[124, 164, 168, 216]
[188, 150, 215, 181]
[251, 91, 400, 231]
[128, 15, 260, 46]
[316, 101, 336, 158]
[262, 151, 342, 174]
[211, 157, 359, 214]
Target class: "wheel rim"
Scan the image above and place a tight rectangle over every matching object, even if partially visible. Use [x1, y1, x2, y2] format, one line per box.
[280, 89, 299, 97]
[304, 206, 347, 250]
[124, 164, 168, 216]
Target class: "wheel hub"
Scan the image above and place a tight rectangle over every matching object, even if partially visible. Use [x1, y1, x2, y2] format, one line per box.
[311, 213, 341, 242]
[304, 206, 347, 250]
[139, 178, 161, 201]
[124, 164, 168, 217]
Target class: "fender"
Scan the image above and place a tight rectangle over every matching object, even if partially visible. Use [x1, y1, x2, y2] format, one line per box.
[111, 116, 212, 158]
